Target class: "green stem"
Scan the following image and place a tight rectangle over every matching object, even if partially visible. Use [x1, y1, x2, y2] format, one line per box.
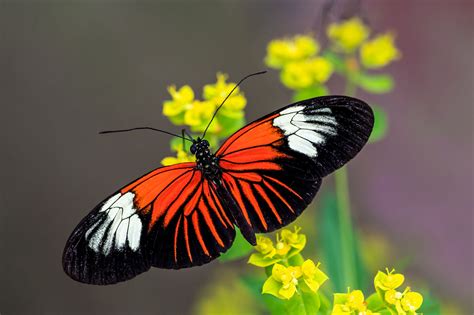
[334, 167, 356, 287]
[334, 77, 358, 288]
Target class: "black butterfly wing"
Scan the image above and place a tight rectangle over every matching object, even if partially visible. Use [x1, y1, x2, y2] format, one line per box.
[63, 163, 235, 285]
[215, 96, 373, 241]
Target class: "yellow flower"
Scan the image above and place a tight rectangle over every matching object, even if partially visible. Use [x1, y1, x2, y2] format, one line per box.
[161, 149, 195, 166]
[262, 264, 303, 300]
[332, 289, 380, 315]
[183, 100, 216, 132]
[327, 17, 370, 53]
[162, 85, 195, 124]
[254, 235, 276, 257]
[360, 33, 400, 68]
[374, 268, 405, 290]
[265, 35, 319, 69]
[249, 227, 307, 267]
[300, 259, 328, 293]
[385, 287, 423, 314]
[280, 57, 333, 90]
[203, 73, 247, 112]
[401, 291, 423, 313]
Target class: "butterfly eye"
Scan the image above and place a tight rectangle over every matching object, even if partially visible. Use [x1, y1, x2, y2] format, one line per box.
[190, 144, 197, 154]
[202, 140, 209, 146]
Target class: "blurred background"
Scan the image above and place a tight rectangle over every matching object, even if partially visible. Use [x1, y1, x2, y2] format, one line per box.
[0, 0, 472, 314]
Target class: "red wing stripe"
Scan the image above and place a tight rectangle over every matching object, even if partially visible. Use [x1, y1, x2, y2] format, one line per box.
[263, 179, 295, 214]
[253, 184, 283, 224]
[226, 171, 262, 182]
[183, 217, 193, 263]
[199, 200, 225, 247]
[149, 170, 195, 228]
[222, 173, 252, 227]
[223, 146, 287, 164]
[264, 175, 304, 200]
[184, 181, 203, 216]
[217, 114, 278, 155]
[162, 171, 202, 227]
[203, 183, 228, 228]
[192, 212, 210, 256]
[220, 160, 282, 172]
[209, 185, 233, 227]
[122, 162, 195, 192]
[239, 180, 268, 231]
[173, 216, 182, 263]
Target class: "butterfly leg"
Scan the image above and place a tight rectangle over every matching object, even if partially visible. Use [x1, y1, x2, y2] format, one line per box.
[211, 179, 256, 246]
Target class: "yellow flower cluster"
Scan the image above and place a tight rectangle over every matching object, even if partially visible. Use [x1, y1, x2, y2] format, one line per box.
[265, 35, 334, 90]
[161, 73, 247, 166]
[330, 269, 424, 315]
[327, 17, 400, 69]
[262, 259, 328, 300]
[374, 269, 423, 315]
[332, 289, 378, 315]
[248, 226, 306, 267]
[162, 73, 246, 134]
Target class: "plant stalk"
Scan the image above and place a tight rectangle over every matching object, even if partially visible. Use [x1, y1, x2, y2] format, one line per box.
[334, 77, 357, 287]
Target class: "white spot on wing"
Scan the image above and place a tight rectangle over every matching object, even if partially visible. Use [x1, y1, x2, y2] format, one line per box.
[100, 193, 121, 212]
[115, 219, 129, 250]
[273, 107, 337, 157]
[296, 129, 325, 145]
[288, 135, 317, 157]
[273, 114, 298, 135]
[293, 113, 337, 125]
[280, 105, 305, 115]
[86, 192, 143, 255]
[128, 215, 142, 251]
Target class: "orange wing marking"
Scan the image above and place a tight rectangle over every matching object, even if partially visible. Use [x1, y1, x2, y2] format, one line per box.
[184, 217, 193, 262]
[239, 180, 268, 231]
[173, 216, 182, 263]
[222, 173, 252, 227]
[264, 175, 304, 200]
[263, 179, 295, 214]
[192, 211, 210, 256]
[198, 199, 225, 247]
[254, 184, 282, 224]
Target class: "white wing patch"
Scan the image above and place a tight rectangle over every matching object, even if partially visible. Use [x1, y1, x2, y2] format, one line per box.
[86, 192, 143, 255]
[273, 106, 338, 157]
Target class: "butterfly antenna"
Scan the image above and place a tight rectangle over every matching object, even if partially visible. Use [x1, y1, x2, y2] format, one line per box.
[100, 127, 193, 142]
[201, 70, 267, 139]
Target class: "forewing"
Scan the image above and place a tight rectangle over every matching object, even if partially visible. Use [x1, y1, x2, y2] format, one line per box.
[63, 163, 235, 285]
[216, 95, 373, 233]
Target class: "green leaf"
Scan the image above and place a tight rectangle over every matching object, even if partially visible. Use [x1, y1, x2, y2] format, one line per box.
[353, 72, 394, 94]
[417, 290, 441, 315]
[217, 112, 245, 137]
[248, 253, 282, 267]
[292, 85, 329, 102]
[366, 292, 385, 311]
[300, 291, 321, 314]
[317, 192, 369, 291]
[368, 105, 388, 143]
[219, 228, 254, 262]
[322, 51, 345, 73]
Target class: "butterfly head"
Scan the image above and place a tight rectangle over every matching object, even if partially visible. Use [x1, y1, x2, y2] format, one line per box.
[190, 137, 209, 155]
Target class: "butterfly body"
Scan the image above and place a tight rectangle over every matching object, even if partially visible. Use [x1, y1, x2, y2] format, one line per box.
[63, 96, 374, 285]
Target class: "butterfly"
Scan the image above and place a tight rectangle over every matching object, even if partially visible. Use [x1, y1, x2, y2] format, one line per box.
[63, 93, 374, 285]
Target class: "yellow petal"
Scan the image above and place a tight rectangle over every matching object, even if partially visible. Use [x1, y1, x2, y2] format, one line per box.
[360, 33, 400, 68]
[401, 292, 423, 312]
[327, 17, 370, 52]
